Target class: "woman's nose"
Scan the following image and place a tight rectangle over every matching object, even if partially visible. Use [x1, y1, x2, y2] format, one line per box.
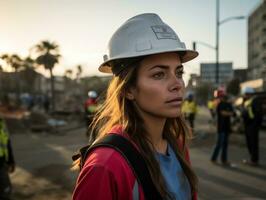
[169, 74, 183, 91]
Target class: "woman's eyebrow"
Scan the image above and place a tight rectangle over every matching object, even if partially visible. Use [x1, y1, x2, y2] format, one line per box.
[149, 64, 183, 71]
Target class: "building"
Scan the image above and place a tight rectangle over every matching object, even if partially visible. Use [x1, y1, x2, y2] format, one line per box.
[248, 1, 266, 89]
[0, 69, 49, 95]
[186, 73, 201, 89]
[233, 69, 248, 83]
[200, 62, 233, 85]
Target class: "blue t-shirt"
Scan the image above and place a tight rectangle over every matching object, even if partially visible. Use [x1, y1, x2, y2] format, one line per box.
[155, 144, 191, 200]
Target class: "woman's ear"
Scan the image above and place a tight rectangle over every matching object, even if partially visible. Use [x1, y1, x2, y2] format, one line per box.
[125, 88, 135, 100]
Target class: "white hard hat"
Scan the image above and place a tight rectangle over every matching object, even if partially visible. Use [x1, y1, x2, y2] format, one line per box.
[242, 87, 255, 95]
[88, 91, 97, 98]
[186, 91, 194, 98]
[99, 13, 199, 74]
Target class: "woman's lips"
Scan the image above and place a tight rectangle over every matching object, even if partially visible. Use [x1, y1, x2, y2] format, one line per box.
[165, 97, 183, 103]
[165, 98, 183, 106]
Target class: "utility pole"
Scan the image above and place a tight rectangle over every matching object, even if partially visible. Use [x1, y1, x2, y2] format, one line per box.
[216, 0, 220, 86]
[193, 1, 244, 87]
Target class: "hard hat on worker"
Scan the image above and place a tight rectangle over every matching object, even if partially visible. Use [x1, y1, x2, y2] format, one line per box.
[88, 91, 98, 99]
[186, 92, 194, 100]
[214, 88, 226, 98]
[241, 87, 255, 95]
[99, 13, 199, 74]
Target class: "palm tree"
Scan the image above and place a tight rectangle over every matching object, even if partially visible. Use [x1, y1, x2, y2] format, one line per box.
[23, 57, 35, 69]
[33, 40, 61, 111]
[0, 54, 23, 103]
[64, 69, 73, 79]
[76, 65, 83, 82]
[21, 56, 37, 94]
[1, 54, 23, 72]
[64, 69, 73, 92]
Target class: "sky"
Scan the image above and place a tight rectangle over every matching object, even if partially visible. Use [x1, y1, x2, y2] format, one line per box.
[0, 0, 263, 84]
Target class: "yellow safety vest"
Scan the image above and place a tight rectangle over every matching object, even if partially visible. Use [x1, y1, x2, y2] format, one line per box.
[0, 121, 9, 161]
[182, 101, 197, 114]
[244, 98, 254, 119]
[207, 100, 214, 110]
[87, 105, 98, 113]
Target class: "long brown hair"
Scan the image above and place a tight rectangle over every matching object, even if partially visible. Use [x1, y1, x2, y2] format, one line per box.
[75, 58, 198, 199]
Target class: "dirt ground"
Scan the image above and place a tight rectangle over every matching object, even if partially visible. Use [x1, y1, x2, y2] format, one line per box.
[7, 107, 266, 200]
[7, 107, 212, 200]
[9, 125, 86, 200]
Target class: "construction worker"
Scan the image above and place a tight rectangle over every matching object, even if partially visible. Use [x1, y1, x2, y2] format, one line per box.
[84, 91, 98, 117]
[84, 90, 98, 140]
[211, 89, 234, 165]
[73, 13, 199, 200]
[211, 87, 226, 120]
[241, 87, 262, 166]
[182, 93, 197, 129]
[0, 116, 15, 200]
[207, 98, 216, 121]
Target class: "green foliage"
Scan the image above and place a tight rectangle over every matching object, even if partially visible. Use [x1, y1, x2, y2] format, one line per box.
[23, 57, 36, 69]
[33, 40, 60, 71]
[64, 69, 73, 79]
[0, 54, 24, 103]
[36, 53, 60, 70]
[1, 54, 23, 72]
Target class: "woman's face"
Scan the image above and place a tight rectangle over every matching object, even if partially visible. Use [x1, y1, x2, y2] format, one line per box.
[128, 52, 185, 119]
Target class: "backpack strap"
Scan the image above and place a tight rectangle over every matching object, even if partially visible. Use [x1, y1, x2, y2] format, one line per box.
[74, 134, 163, 200]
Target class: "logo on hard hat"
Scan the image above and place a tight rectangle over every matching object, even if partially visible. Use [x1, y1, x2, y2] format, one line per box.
[151, 25, 177, 40]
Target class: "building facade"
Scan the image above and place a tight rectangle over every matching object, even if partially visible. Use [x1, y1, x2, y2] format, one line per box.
[186, 73, 200, 89]
[248, 1, 266, 85]
[233, 69, 248, 83]
[200, 62, 233, 85]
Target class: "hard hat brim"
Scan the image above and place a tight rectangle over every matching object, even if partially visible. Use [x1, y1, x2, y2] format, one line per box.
[98, 49, 198, 74]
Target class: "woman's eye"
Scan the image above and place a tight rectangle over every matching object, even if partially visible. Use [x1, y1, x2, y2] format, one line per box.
[176, 70, 184, 78]
[153, 72, 165, 79]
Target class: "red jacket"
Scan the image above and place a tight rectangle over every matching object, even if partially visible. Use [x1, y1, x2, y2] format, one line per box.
[72, 126, 197, 200]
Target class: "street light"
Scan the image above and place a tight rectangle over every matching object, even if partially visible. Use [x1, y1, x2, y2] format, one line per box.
[192, 41, 216, 51]
[219, 16, 245, 25]
[216, 0, 245, 85]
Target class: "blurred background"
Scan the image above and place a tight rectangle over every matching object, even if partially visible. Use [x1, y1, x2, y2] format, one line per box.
[0, 0, 266, 199]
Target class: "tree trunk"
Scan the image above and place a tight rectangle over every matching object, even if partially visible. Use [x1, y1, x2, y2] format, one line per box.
[15, 69, 21, 106]
[49, 68, 55, 112]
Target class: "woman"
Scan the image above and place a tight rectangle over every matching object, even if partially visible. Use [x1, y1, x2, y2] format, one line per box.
[73, 13, 198, 200]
